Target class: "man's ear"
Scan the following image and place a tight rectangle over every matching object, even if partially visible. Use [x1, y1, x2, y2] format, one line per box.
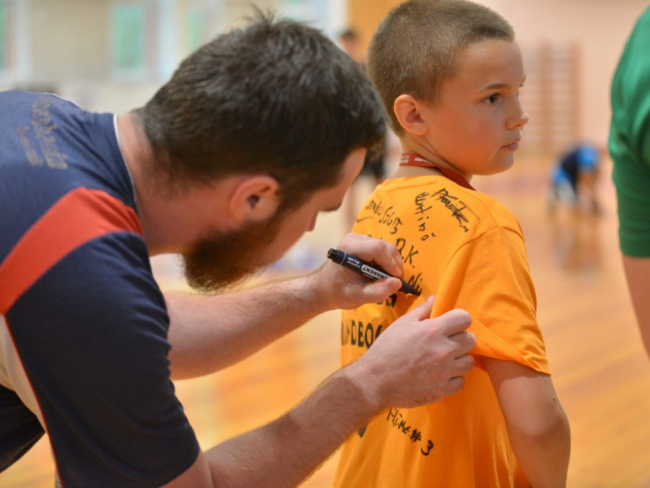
[393, 95, 428, 136]
[229, 175, 280, 223]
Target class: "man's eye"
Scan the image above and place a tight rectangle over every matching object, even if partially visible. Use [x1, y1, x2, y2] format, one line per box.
[488, 94, 499, 104]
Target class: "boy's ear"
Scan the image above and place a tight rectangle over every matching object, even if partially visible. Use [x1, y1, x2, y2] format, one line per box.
[228, 175, 280, 223]
[394, 95, 428, 136]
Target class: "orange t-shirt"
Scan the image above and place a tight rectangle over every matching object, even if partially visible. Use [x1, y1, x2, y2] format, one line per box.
[333, 174, 549, 488]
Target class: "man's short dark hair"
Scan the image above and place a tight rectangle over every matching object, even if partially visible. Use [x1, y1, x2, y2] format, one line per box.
[138, 11, 386, 211]
[368, 0, 514, 135]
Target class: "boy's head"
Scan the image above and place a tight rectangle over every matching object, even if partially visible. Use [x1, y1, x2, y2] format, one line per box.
[368, 0, 528, 176]
[368, 0, 514, 135]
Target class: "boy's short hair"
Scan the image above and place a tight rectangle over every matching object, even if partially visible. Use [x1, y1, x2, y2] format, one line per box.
[368, 0, 514, 134]
[138, 11, 386, 212]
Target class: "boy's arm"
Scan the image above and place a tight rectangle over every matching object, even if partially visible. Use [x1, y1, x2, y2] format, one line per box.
[483, 357, 571, 488]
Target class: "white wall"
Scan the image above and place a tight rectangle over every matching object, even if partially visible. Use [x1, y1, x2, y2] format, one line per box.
[2, 0, 347, 113]
[15, 0, 643, 139]
[30, 0, 110, 81]
[476, 0, 649, 146]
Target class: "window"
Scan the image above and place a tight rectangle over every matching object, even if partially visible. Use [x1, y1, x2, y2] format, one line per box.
[280, 0, 328, 30]
[182, 0, 223, 58]
[0, 0, 30, 82]
[279, 0, 347, 39]
[110, 0, 193, 81]
[0, 1, 10, 74]
[186, 7, 203, 54]
[110, 2, 146, 77]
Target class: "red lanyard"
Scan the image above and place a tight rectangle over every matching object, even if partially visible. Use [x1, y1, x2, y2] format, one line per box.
[399, 153, 475, 191]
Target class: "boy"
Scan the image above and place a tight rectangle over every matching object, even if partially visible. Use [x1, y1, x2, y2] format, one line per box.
[333, 1, 571, 487]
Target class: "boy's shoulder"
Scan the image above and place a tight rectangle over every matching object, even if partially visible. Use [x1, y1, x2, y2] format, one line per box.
[367, 175, 523, 240]
[460, 183, 522, 234]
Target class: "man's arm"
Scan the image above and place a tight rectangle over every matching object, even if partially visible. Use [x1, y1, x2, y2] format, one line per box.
[484, 357, 571, 488]
[164, 297, 476, 488]
[167, 234, 406, 379]
[622, 255, 650, 358]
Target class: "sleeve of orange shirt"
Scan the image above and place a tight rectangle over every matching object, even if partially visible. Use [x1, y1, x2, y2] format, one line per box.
[430, 224, 569, 486]
[430, 224, 550, 375]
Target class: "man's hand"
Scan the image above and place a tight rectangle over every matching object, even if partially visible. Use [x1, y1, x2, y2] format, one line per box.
[166, 235, 408, 379]
[167, 294, 475, 488]
[309, 233, 405, 311]
[348, 296, 475, 409]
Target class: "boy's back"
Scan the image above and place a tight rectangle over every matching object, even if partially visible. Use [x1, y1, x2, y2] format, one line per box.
[335, 174, 546, 487]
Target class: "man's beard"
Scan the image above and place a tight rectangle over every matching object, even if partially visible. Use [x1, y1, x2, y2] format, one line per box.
[182, 213, 285, 293]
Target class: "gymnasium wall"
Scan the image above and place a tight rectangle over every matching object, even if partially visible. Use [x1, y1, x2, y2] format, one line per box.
[29, 0, 109, 80]
[1, 0, 648, 145]
[484, 0, 649, 148]
[0, 0, 300, 114]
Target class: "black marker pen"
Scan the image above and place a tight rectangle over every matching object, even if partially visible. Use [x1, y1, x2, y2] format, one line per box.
[327, 248, 421, 296]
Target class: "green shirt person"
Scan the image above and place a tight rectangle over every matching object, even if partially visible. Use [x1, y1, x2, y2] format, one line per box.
[609, 5, 650, 357]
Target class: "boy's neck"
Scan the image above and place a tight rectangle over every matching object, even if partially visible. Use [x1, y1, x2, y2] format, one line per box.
[394, 137, 473, 182]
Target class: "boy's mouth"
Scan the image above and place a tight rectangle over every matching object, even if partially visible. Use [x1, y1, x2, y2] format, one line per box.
[502, 138, 521, 150]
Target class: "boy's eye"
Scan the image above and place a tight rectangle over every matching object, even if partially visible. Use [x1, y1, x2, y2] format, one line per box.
[487, 94, 499, 104]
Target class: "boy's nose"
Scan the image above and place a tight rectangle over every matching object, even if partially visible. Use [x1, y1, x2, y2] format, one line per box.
[508, 101, 529, 129]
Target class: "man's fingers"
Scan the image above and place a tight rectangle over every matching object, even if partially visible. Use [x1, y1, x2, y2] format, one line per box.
[434, 308, 472, 336]
[453, 331, 476, 355]
[444, 376, 466, 397]
[454, 354, 475, 376]
[360, 278, 402, 303]
[401, 295, 435, 321]
[338, 234, 403, 277]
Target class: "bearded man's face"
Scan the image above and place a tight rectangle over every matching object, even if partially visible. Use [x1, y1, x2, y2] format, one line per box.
[182, 211, 284, 292]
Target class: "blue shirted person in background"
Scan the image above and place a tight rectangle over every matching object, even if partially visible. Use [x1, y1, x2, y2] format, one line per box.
[549, 143, 603, 214]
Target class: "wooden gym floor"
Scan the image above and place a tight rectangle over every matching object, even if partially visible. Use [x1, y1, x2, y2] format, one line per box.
[2, 154, 650, 487]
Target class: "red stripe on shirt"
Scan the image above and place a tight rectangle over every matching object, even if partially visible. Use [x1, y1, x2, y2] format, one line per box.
[0, 187, 143, 314]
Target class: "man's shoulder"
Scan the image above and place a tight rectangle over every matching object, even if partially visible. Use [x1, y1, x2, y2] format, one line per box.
[0, 90, 83, 116]
[0, 91, 133, 263]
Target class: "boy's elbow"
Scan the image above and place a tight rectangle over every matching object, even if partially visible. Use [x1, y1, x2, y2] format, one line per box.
[522, 406, 570, 448]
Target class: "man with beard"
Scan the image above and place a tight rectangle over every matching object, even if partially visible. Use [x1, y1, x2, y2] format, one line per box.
[0, 13, 475, 488]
